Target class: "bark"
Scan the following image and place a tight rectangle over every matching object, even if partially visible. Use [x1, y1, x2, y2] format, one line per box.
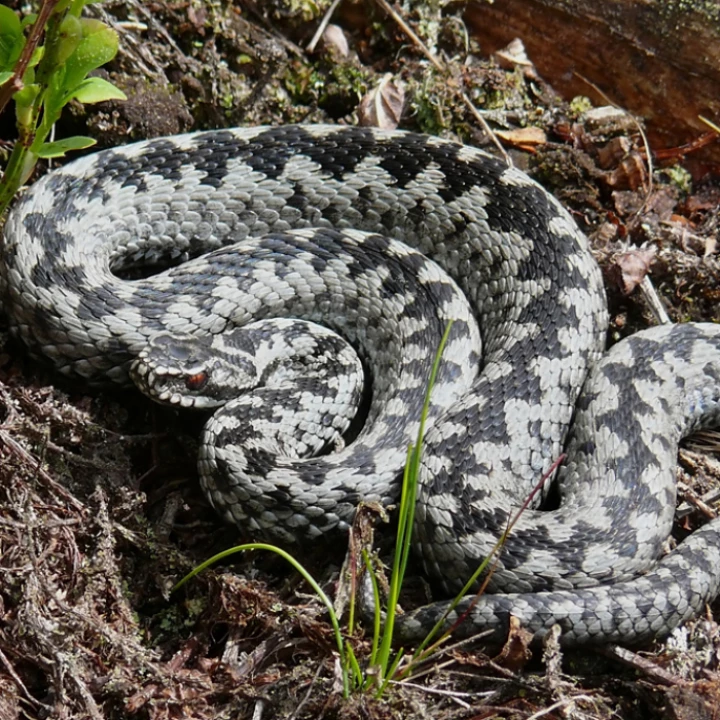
[463, 0, 720, 174]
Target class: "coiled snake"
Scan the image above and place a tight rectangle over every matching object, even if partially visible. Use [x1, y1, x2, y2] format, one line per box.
[2, 125, 720, 647]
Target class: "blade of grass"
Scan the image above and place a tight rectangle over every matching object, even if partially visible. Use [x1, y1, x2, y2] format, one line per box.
[362, 550, 383, 666]
[409, 453, 567, 663]
[173, 542, 351, 696]
[374, 320, 454, 683]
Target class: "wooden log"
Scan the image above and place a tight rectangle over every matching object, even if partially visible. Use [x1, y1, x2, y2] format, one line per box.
[463, 0, 720, 174]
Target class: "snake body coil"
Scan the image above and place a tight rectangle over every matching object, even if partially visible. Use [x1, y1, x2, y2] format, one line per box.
[2, 124, 720, 646]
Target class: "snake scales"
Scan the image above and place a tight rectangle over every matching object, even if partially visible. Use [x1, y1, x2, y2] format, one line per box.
[2, 124, 720, 647]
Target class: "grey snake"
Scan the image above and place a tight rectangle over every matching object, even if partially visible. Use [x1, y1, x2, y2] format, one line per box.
[2, 124, 720, 647]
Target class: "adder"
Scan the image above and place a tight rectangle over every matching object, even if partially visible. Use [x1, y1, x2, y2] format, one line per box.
[2, 124, 720, 646]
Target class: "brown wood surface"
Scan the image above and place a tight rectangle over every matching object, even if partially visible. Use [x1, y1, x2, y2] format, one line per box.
[463, 0, 720, 174]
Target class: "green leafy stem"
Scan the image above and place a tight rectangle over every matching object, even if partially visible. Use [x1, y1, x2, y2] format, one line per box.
[0, 0, 126, 216]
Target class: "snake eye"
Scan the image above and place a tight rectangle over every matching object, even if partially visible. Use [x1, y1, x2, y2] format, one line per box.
[185, 371, 208, 391]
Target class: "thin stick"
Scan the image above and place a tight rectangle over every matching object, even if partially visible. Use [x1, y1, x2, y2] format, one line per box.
[526, 695, 596, 720]
[307, 0, 344, 52]
[639, 275, 671, 325]
[372, 0, 443, 72]
[461, 93, 512, 164]
[0, 429, 85, 511]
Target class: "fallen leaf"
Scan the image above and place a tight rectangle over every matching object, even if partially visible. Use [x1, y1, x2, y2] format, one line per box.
[605, 153, 648, 191]
[491, 615, 532, 671]
[494, 38, 538, 78]
[597, 136, 633, 169]
[495, 126, 547, 151]
[358, 74, 405, 129]
[609, 246, 656, 294]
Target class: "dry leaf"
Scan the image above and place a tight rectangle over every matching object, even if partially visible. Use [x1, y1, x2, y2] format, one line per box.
[358, 74, 405, 129]
[610, 246, 656, 294]
[491, 615, 532, 671]
[334, 501, 387, 619]
[597, 136, 633, 169]
[495, 126, 547, 151]
[593, 221, 621, 246]
[494, 38, 538, 78]
[606, 153, 648, 191]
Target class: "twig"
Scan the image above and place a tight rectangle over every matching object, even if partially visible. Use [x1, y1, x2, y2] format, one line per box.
[525, 694, 596, 720]
[0, 647, 46, 710]
[0, 429, 86, 512]
[639, 275, 671, 325]
[241, 0, 308, 59]
[388, 678, 495, 708]
[88, 3, 173, 80]
[372, 0, 443, 71]
[288, 661, 325, 720]
[307, 0, 344, 52]
[676, 481, 720, 521]
[404, 628, 496, 682]
[542, 625, 563, 692]
[460, 93, 512, 164]
[699, 115, 720, 134]
[443, 455, 566, 643]
[66, 654, 104, 720]
[252, 699, 267, 720]
[600, 644, 683, 686]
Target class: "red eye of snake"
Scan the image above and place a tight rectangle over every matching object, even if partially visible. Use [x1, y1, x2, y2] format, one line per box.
[185, 372, 208, 391]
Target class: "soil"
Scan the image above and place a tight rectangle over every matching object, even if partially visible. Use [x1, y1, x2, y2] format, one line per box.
[1, 1, 719, 719]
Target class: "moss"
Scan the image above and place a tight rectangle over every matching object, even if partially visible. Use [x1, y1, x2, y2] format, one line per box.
[570, 95, 594, 118]
[282, 56, 371, 118]
[660, 165, 693, 194]
[266, 0, 334, 22]
[408, 70, 456, 136]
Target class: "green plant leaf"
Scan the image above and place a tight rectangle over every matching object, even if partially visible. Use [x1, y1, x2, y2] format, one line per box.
[62, 20, 119, 93]
[68, 76, 125, 103]
[0, 71, 13, 86]
[27, 45, 44, 70]
[174, 542, 352, 697]
[20, 13, 38, 30]
[56, 14, 83, 65]
[14, 83, 40, 128]
[13, 82, 41, 109]
[53, 0, 75, 15]
[42, 65, 70, 120]
[0, 6, 23, 70]
[0, 6, 22, 38]
[70, 0, 96, 15]
[37, 135, 96, 158]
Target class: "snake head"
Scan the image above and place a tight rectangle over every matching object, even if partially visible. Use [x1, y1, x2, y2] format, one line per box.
[130, 331, 258, 409]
